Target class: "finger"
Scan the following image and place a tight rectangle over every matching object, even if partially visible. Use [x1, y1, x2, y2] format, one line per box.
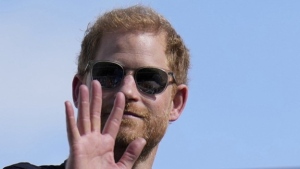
[77, 85, 91, 134]
[90, 80, 102, 132]
[65, 101, 80, 144]
[102, 92, 125, 139]
[117, 137, 146, 168]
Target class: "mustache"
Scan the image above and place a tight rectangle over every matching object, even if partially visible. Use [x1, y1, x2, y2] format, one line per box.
[124, 103, 149, 118]
[101, 102, 149, 118]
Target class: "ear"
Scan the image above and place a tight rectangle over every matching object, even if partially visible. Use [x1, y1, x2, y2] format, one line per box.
[72, 74, 83, 108]
[169, 84, 188, 122]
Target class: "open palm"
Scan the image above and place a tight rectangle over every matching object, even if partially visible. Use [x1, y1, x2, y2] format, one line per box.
[64, 80, 146, 169]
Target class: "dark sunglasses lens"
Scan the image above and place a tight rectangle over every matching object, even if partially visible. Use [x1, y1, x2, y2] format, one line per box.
[136, 68, 168, 94]
[92, 62, 123, 88]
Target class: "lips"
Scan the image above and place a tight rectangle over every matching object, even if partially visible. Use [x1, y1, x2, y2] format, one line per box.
[123, 111, 144, 118]
[101, 111, 144, 119]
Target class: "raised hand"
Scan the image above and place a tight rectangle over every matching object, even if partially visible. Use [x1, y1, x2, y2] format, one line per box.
[64, 80, 146, 169]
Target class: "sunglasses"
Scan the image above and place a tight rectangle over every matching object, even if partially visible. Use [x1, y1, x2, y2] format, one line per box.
[85, 61, 177, 95]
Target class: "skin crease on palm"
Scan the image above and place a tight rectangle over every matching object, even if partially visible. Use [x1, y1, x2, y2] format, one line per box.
[67, 31, 188, 169]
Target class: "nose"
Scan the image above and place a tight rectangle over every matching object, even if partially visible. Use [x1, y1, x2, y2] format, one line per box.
[119, 74, 139, 102]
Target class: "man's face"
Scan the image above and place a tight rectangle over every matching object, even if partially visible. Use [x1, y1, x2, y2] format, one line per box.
[85, 31, 176, 158]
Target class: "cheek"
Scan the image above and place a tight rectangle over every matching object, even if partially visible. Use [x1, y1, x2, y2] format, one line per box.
[158, 89, 173, 109]
[101, 91, 116, 106]
[145, 95, 172, 116]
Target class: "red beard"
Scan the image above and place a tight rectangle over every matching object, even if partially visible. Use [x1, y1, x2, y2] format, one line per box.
[101, 102, 170, 161]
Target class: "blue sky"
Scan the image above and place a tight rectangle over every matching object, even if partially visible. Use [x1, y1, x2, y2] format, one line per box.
[1, 1, 300, 168]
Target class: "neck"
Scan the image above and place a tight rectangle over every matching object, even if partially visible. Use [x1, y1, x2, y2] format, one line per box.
[114, 144, 159, 169]
[133, 145, 158, 169]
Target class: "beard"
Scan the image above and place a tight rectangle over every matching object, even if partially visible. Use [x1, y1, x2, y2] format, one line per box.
[100, 102, 170, 161]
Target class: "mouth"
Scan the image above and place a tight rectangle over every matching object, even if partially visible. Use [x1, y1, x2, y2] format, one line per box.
[123, 111, 144, 119]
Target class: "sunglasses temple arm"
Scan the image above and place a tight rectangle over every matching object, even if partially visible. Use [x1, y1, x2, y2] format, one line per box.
[168, 72, 177, 84]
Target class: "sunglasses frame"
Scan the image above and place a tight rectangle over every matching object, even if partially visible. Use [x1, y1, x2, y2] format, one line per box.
[84, 60, 177, 95]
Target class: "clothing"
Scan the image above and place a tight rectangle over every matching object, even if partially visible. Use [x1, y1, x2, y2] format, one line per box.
[4, 161, 65, 169]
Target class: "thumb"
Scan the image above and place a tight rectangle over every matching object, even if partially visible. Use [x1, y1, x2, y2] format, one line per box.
[117, 138, 146, 168]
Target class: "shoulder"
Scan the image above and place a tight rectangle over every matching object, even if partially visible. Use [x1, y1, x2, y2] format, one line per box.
[4, 162, 40, 169]
[3, 161, 66, 169]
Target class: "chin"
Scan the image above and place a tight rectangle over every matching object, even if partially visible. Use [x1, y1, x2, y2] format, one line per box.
[114, 114, 169, 162]
[117, 118, 145, 142]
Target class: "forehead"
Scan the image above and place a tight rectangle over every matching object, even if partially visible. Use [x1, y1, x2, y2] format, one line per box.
[94, 31, 169, 69]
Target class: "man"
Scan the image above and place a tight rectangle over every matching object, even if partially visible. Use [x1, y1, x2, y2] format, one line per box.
[5, 5, 189, 169]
